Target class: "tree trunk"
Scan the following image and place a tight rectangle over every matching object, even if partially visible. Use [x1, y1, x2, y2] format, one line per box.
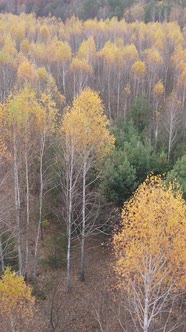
[80, 159, 86, 282]
[13, 131, 22, 276]
[25, 147, 30, 280]
[143, 274, 149, 332]
[0, 236, 5, 272]
[33, 134, 45, 280]
[66, 154, 73, 291]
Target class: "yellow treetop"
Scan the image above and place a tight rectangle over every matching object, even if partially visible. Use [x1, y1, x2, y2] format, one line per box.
[0, 267, 35, 318]
[153, 80, 164, 95]
[77, 37, 96, 62]
[17, 59, 37, 82]
[71, 57, 92, 73]
[113, 175, 186, 290]
[143, 48, 162, 64]
[61, 88, 115, 158]
[132, 60, 146, 77]
[5, 86, 57, 134]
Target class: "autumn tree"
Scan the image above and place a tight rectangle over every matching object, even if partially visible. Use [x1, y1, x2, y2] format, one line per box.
[2, 86, 58, 279]
[0, 106, 14, 273]
[0, 267, 35, 332]
[61, 88, 115, 288]
[113, 175, 186, 332]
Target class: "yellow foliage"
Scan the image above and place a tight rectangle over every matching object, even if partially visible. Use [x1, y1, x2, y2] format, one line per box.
[52, 40, 72, 63]
[178, 66, 186, 85]
[5, 86, 57, 134]
[98, 40, 125, 66]
[77, 37, 96, 62]
[0, 267, 35, 319]
[0, 105, 11, 160]
[143, 48, 162, 64]
[71, 57, 92, 73]
[17, 60, 37, 82]
[39, 25, 50, 43]
[132, 60, 146, 77]
[20, 38, 30, 55]
[153, 80, 164, 95]
[37, 66, 49, 80]
[61, 88, 115, 158]
[113, 175, 186, 290]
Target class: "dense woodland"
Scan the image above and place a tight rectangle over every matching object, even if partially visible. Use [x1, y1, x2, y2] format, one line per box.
[2, 0, 186, 23]
[0, 7, 186, 332]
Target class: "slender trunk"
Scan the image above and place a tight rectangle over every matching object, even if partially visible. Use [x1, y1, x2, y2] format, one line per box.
[144, 274, 149, 332]
[0, 236, 5, 272]
[62, 64, 66, 101]
[116, 72, 120, 118]
[168, 120, 173, 162]
[66, 180, 72, 291]
[10, 316, 16, 332]
[66, 148, 74, 291]
[73, 72, 76, 98]
[80, 159, 86, 282]
[25, 147, 30, 280]
[13, 131, 22, 276]
[33, 134, 45, 280]
[108, 67, 111, 120]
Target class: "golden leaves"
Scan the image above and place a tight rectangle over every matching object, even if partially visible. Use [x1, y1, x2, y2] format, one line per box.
[113, 175, 186, 289]
[153, 80, 164, 95]
[0, 267, 35, 319]
[71, 58, 92, 73]
[61, 88, 115, 158]
[17, 60, 37, 82]
[143, 48, 162, 64]
[132, 60, 146, 77]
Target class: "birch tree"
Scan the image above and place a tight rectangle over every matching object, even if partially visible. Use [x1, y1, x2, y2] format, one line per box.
[61, 88, 115, 288]
[113, 175, 186, 332]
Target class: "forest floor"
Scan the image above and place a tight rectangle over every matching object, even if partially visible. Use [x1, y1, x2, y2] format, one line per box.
[32, 235, 124, 332]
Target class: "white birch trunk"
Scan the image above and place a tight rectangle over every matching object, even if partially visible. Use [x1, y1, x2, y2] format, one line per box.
[13, 131, 22, 276]
[25, 147, 30, 280]
[33, 133, 45, 280]
[80, 158, 86, 282]
[66, 147, 74, 291]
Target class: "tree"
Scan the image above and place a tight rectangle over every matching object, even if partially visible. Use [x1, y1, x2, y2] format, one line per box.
[2, 86, 58, 279]
[164, 91, 183, 161]
[113, 175, 186, 332]
[101, 121, 169, 207]
[61, 88, 115, 288]
[167, 154, 186, 200]
[101, 150, 137, 206]
[0, 267, 35, 332]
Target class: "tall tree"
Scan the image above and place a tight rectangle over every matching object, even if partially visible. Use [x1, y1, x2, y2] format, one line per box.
[61, 88, 115, 288]
[113, 175, 186, 332]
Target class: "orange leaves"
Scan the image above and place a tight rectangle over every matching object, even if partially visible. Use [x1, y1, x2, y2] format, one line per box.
[0, 267, 35, 320]
[113, 175, 186, 289]
[153, 80, 164, 95]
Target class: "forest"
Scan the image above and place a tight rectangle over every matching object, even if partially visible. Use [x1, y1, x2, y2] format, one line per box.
[0, 6, 186, 332]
